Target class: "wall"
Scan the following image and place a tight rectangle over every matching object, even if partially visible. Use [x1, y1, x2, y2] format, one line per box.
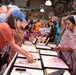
[62, 15, 70, 20]
[52, 16, 58, 21]
[15, 0, 28, 7]
[29, 0, 42, 8]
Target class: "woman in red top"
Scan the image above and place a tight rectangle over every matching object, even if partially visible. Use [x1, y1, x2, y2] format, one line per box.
[0, 10, 34, 62]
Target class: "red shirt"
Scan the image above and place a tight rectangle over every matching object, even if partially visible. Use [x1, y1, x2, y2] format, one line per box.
[0, 23, 13, 51]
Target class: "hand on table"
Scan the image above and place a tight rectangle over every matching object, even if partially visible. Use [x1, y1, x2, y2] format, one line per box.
[27, 53, 34, 63]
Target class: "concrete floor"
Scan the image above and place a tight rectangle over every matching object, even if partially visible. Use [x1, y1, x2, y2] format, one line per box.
[0, 64, 7, 75]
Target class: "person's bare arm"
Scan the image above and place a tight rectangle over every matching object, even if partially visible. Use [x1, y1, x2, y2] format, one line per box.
[8, 40, 34, 62]
[54, 45, 73, 52]
[62, 46, 73, 51]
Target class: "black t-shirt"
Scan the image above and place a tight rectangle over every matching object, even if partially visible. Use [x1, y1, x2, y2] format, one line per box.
[45, 27, 57, 42]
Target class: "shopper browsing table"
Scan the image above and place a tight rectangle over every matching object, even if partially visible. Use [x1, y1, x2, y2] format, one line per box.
[54, 15, 76, 75]
[0, 10, 34, 62]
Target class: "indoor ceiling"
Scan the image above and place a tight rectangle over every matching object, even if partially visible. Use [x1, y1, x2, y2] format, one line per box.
[42, 0, 74, 8]
[40, 0, 75, 15]
[0, 0, 75, 15]
[3, 0, 75, 10]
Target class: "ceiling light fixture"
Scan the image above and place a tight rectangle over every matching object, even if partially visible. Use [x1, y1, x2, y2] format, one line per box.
[40, 4, 45, 12]
[40, 8, 44, 12]
[8, 4, 12, 7]
[45, 0, 52, 6]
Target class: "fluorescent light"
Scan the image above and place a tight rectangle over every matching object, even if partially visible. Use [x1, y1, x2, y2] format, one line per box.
[8, 4, 12, 7]
[45, 0, 52, 6]
[40, 8, 44, 12]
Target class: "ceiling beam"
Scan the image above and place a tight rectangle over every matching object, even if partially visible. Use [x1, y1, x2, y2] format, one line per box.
[59, 1, 66, 4]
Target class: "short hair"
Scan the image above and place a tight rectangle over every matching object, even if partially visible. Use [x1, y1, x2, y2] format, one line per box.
[50, 20, 57, 25]
[0, 5, 7, 13]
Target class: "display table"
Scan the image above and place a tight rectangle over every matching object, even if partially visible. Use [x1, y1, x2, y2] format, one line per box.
[3, 53, 18, 75]
[3, 44, 71, 75]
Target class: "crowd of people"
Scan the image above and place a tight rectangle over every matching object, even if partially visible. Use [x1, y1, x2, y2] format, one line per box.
[0, 5, 76, 75]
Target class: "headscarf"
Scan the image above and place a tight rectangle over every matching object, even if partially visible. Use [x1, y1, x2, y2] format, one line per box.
[67, 15, 76, 25]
